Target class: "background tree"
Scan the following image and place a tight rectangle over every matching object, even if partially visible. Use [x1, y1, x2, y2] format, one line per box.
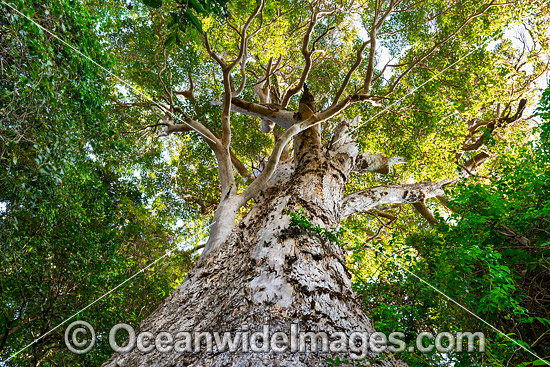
[0, 1, 197, 365]
[354, 89, 550, 366]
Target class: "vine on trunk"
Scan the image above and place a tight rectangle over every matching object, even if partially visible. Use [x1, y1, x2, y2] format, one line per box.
[288, 208, 343, 246]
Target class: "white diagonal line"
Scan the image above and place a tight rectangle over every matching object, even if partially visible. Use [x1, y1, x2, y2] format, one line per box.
[342, 225, 550, 366]
[0, 0, 217, 147]
[1, 225, 210, 364]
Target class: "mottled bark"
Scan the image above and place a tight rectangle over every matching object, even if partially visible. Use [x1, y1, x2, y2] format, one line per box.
[102, 121, 406, 367]
[341, 181, 446, 219]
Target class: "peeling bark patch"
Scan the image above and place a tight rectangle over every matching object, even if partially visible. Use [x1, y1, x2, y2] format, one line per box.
[102, 166, 406, 367]
[250, 272, 294, 307]
[341, 182, 446, 218]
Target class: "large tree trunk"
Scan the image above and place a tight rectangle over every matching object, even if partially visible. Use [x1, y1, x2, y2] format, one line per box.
[103, 128, 406, 367]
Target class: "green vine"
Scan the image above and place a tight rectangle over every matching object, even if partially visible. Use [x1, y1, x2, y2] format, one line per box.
[288, 208, 343, 245]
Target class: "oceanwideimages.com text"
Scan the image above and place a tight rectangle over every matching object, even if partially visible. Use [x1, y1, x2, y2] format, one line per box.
[65, 321, 485, 358]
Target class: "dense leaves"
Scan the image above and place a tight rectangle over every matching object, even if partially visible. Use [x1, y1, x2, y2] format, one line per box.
[0, 1, 196, 365]
[1, 0, 549, 366]
[352, 87, 550, 366]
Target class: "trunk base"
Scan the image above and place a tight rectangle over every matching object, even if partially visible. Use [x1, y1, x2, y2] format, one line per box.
[102, 170, 405, 367]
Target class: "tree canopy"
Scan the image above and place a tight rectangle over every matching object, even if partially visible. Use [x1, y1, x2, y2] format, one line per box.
[1, 0, 549, 365]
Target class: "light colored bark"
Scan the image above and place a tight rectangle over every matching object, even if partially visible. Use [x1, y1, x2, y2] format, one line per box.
[354, 154, 406, 174]
[328, 116, 405, 175]
[211, 98, 296, 130]
[201, 195, 241, 255]
[341, 181, 446, 219]
[102, 147, 406, 367]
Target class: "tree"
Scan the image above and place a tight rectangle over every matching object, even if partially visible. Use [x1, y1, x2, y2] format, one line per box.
[0, 1, 196, 365]
[2, 0, 549, 366]
[93, 0, 549, 366]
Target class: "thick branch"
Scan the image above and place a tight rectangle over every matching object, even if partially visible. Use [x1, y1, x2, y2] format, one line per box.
[239, 94, 358, 205]
[461, 151, 490, 174]
[158, 118, 251, 185]
[162, 115, 235, 198]
[157, 122, 191, 136]
[212, 97, 296, 130]
[328, 116, 404, 175]
[363, 0, 400, 94]
[341, 181, 447, 218]
[412, 201, 438, 225]
[354, 153, 406, 174]
[280, 8, 319, 108]
[231, 2, 265, 96]
[363, 23, 378, 93]
[332, 39, 371, 105]
[230, 150, 253, 182]
[204, 2, 264, 149]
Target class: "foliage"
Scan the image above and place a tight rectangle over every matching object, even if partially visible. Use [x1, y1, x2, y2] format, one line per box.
[142, 0, 229, 41]
[1, 0, 550, 365]
[288, 208, 343, 245]
[351, 86, 550, 366]
[0, 0, 198, 365]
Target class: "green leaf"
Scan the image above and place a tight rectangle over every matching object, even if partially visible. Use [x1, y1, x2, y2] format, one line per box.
[188, 0, 207, 13]
[141, 0, 162, 8]
[183, 10, 203, 33]
[164, 32, 176, 47]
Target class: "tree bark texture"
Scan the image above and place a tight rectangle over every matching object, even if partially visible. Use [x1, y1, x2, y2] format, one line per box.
[102, 126, 407, 367]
